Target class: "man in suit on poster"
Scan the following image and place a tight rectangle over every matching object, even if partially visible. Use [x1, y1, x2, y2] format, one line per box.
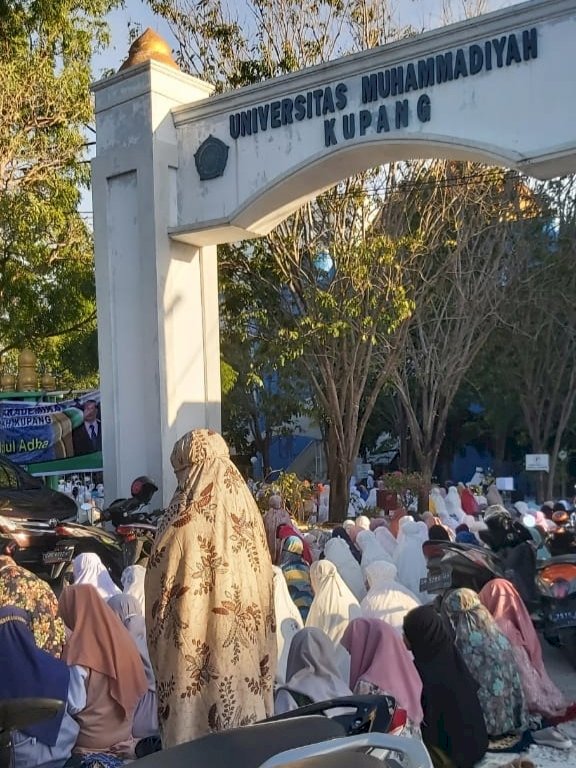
[72, 399, 102, 456]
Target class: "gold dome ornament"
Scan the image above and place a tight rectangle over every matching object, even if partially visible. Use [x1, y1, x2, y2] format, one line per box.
[0, 372, 16, 392]
[17, 349, 38, 391]
[40, 370, 56, 391]
[119, 29, 179, 72]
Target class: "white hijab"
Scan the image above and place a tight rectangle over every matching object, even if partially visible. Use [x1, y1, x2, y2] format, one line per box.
[430, 488, 452, 527]
[445, 487, 466, 527]
[355, 515, 371, 532]
[306, 560, 361, 679]
[396, 515, 415, 545]
[107, 593, 155, 690]
[360, 561, 420, 632]
[356, 529, 393, 572]
[394, 521, 430, 600]
[272, 565, 304, 684]
[374, 526, 397, 558]
[121, 564, 146, 613]
[324, 538, 367, 602]
[275, 628, 352, 714]
[72, 552, 121, 600]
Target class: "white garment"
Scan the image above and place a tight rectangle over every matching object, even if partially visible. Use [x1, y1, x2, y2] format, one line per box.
[356, 529, 393, 572]
[12, 668, 85, 768]
[366, 488, 378, 508]
[272, 565, 304, 683]
[72, 552, 121, 600]
[274, 627, 353, 715]
[394, 521, 430, 601]
[374, 526, 398, 558]
[445, 487, 466, 527]
[342, 519, 356, 534]
[396, 516, 415, 546]
[324, 538, 367, 602]
[366, 474, 375, 490]
[430, 488, 455, 529]
[361, 561, 420, 632]
[355, 515, 371, 532]
[122, 564, 146, 613]
[318, 486, 330, 523]
[306, 560, 361, 679]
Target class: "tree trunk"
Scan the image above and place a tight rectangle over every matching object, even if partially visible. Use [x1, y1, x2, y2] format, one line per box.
[418, 460, 433, 514]
[327, 426, 350, 523]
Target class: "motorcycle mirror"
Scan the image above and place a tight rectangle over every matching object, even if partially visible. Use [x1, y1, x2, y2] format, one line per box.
[522, 514, 536, 528]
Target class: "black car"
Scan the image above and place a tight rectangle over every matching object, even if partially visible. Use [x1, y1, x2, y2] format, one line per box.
[0, 455, 77, 520]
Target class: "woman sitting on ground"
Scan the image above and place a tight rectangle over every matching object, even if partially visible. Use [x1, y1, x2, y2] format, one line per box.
[274, 628, 352, 715]
[360, 561, 420, 632]
[403, 605, 488, 768]
[479, 579, 568, 718]
[0, 554, 65, 656]
[58, 584, 148, 758]
[107, 594, 158, 739]
[441, 588, 528, 738]
[0, 606, 82, 768]
[279, 535, 314, 621]
[72, 553, 121, 601]
[342, 617, 423, 737]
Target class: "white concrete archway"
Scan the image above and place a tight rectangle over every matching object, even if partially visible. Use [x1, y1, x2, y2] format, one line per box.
[92, 0, 576, 502]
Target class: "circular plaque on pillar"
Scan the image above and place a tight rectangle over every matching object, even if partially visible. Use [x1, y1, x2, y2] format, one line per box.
[194, 135, 229, 180]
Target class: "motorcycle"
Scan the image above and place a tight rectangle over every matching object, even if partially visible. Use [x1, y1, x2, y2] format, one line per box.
[134, 695, 425, 768]
[420, 540, 505, 597]
[421, 536, 538, 608]
[536, 553, 576, 667]
[0, 476, 161, 587]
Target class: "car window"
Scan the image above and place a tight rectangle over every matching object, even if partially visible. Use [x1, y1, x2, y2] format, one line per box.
[0, 462, 20, 489]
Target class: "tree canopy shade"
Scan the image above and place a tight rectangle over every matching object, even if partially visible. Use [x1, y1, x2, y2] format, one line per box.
[0, 0, 117, 385]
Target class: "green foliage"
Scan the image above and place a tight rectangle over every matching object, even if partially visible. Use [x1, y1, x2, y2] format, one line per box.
[0, 0, 117, 382]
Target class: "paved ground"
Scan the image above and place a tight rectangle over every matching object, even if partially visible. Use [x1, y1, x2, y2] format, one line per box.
[478, 639, 576, 768]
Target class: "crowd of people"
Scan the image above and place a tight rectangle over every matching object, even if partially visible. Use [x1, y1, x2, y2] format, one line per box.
[0, 429, 575, 768]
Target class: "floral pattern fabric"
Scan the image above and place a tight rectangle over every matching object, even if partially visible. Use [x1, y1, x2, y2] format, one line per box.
[441, 588, 528, 738]
[146, 430, 276, 749]
[0, 557, 65, 656]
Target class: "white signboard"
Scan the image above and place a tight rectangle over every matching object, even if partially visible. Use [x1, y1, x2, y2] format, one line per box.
[525, 454, 549, 472]
[496, 477, 514, 491]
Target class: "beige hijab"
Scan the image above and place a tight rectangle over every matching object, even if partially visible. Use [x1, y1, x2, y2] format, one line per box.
[146, 429, 276, 748]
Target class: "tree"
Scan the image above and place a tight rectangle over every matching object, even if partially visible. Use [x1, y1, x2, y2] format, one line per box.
[218, 180, 421, 519]
[387, 162, 534, 493]
[499, 178, 576, 498]
[220, 335, 309, 474]
[0, 0, 116, 383]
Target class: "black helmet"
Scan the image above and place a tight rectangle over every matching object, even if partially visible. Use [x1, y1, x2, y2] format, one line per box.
[130, 475, 158, 503]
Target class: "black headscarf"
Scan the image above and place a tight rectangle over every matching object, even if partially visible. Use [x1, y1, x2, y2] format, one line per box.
[428, 525, 450, 542]
[403, 606, 488, 768]
[331, 526, 362, 563]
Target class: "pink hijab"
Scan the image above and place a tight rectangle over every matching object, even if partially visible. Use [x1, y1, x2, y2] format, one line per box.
[341, 618, 423, 724]
[479, 579, 544, 674]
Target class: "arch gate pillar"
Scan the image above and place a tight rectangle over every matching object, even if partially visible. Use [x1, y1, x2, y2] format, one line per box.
[91, 37, 220, 505]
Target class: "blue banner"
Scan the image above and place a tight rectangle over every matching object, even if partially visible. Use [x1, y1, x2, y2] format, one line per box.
[0, 392, 101, 467]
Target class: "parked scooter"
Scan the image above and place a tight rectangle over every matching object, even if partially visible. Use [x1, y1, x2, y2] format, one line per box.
[0, 476, 161, 587]
[421, 508, 538, 608]
[133, 696, 428, 768]
[536, 554, 576, 668]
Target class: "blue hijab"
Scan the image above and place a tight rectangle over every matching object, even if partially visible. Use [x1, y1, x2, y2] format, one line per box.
[0, 606, 69, 746]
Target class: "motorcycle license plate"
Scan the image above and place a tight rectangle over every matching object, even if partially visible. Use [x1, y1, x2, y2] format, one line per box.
[42, 546, 75, 565]
[420, 567, 452, 593]
[547, 608, 576, 630]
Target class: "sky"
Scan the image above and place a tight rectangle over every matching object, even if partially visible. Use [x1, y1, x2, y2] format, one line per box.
[82, 0, 517, 215]
[94, 0, 518, 74]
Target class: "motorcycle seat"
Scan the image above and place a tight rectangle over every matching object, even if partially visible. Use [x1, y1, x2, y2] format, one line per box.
[133, 715, 345, 768]
[0, 698, 64, 744]
[269, 754, 382, 768]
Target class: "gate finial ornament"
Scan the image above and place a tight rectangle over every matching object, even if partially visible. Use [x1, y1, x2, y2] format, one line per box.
[119, 28, 179, 72]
